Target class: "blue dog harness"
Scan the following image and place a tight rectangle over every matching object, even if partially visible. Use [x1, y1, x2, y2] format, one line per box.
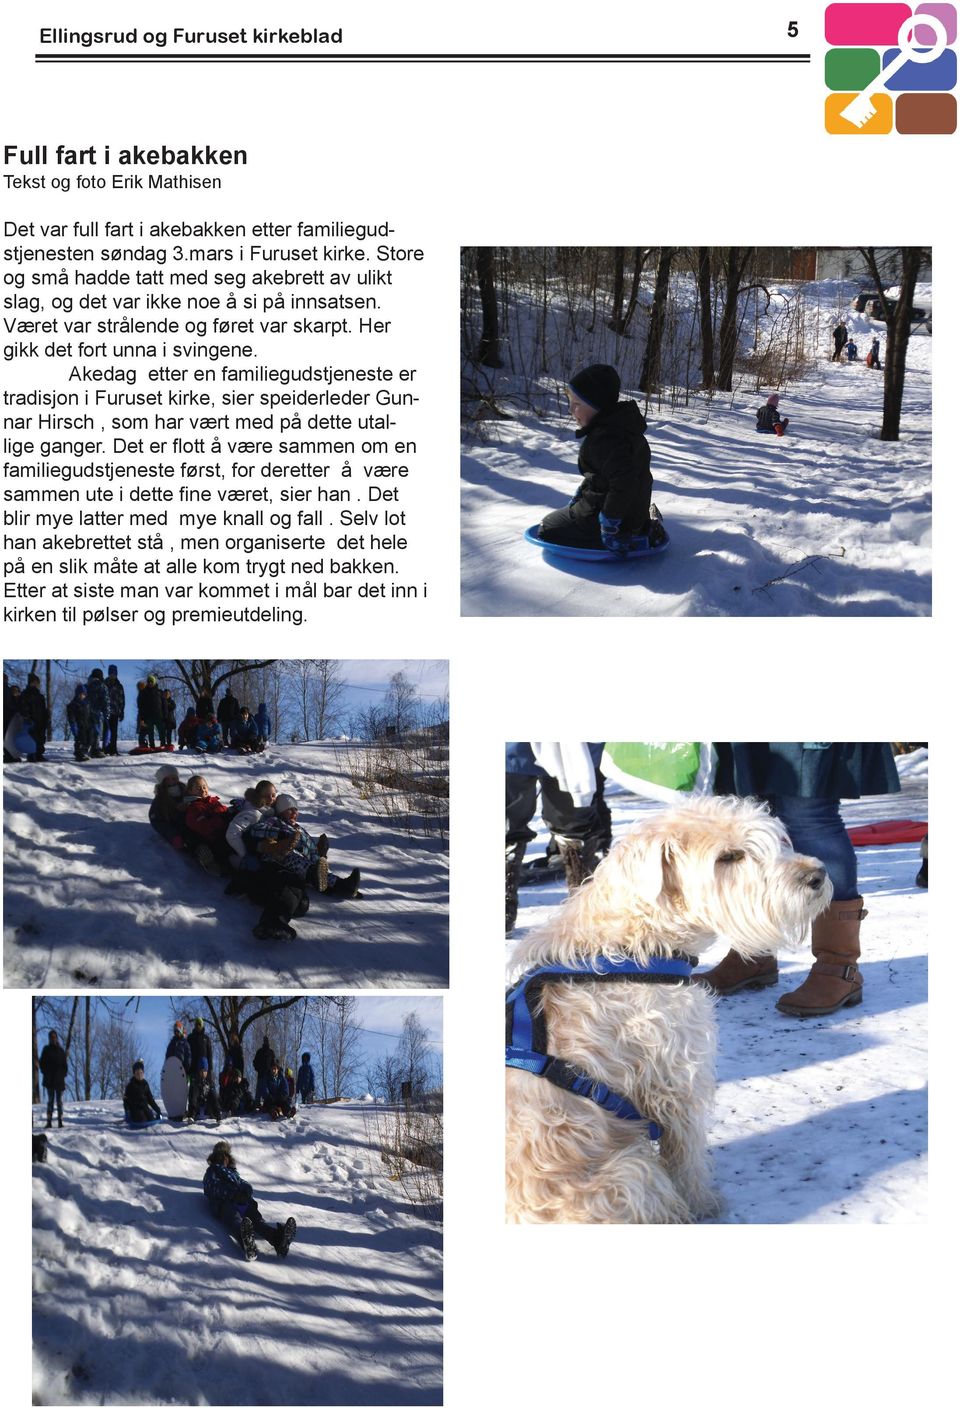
[505, 955, 693, 1140]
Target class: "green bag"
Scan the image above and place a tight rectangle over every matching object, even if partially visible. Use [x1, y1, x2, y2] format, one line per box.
[601, 742, 715, 803]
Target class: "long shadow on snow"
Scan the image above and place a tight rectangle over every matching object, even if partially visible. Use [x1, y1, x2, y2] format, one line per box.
[33, 1307, 442, 1406]
[461, 450, 574, 510]
[710, 1085, 927, 1224]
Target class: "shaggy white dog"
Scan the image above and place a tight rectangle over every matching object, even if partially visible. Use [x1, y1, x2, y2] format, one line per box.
[505, 796, 833, 1223]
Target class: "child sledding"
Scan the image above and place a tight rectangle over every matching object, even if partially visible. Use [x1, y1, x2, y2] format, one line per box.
[755, 394, 789, 436]
[148, 766, 362, 941]
[530, 364, 669, 561]
[203, 1140, 297, 1260]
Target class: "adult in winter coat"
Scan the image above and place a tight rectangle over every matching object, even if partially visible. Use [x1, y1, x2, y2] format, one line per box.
[161, 691, 177, 747]
[187, 1058, 222, 1124]
[165, 1020, 192, 1071]
[123, 1061, 163, 1124]
[252, 1036, 277, 1105]
[105, 665, 125, 755]
[296, 1053, 316, 1102]
[698, 743, 901, 1017]
[216, 688, 242, 746]
[261, 1061, 295, 1119]
[84, 669, 109, 754]
[505, 742, 611, 932]
[187, 1017, 214, 1078]
[139, 675, 164, 748]
[832, 321, 848, 360]
[18, 675, 49, 760]
[755, 394, 789, 435]
[225, 1030, 244, 1080]
[66, 685, 96, 761]
[254, 703, 271, 747]
[537, 365, 657, 553]
[39, 1030, 67, 1128]
[202, 1141, 297, 1260]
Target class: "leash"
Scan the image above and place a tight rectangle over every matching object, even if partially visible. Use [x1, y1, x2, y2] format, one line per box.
[505, 955, 692, 1140]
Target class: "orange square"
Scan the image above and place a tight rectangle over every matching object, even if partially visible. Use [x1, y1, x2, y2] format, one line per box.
[825, 91, 894, 132]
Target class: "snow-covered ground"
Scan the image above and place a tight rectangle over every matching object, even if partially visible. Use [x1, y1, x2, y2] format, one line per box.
[32, 1100, 442, 1405]
[463, 283, 932, 616]
[507, 750, 928, 1222]
[4, 742, 448, 989]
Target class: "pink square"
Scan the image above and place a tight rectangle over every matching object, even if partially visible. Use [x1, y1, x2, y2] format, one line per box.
[915, 3, 957, 43]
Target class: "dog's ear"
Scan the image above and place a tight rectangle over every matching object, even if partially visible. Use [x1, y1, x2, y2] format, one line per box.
[625, 832, 681, 909]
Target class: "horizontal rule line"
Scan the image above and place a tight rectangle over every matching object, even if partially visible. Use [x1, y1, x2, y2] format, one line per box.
[35, 52, 812, 63]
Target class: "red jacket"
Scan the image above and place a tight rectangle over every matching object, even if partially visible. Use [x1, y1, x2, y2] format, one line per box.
[184, 794, 231, 842]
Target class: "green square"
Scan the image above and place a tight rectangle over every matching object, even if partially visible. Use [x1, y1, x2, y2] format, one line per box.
[825, 47, 882, 91]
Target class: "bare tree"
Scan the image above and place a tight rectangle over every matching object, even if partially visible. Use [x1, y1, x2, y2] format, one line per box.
[697, 247, 716, 389]
[859, 246, 929, 442]
[309, 996, 364, 1099]
[638, 247, 676, 392]
[475, 247, 503, 368]
[385, 670, 419, 738]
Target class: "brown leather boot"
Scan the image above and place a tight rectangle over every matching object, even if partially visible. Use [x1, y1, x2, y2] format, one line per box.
[693, 949, 778, 994]
[776, 897, 866, 1017]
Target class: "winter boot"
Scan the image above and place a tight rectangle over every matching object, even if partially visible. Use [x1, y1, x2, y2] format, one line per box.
[58, 1115, 63, 1128]
[693, 949, 779, 994]
[328, 867, 360, 898]
[237, 1216, 259, 1261]
[45, 1114, 52, 1129]
[916, 835, 928, 889]
[194, 843, 222, 877]
[558, 839, 598, 893]
[268, 1217, 297, 1257]
[506, 841, 526, 934]
[776, 897, 867, 1017]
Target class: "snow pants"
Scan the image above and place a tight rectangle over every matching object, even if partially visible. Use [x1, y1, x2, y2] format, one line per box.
[506, 770, 610, 850]
[251, 867, 310, 926]
[44, 1087, 63, 1123]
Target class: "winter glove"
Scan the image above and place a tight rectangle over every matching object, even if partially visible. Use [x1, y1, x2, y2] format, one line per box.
[599, 513, 630, 555]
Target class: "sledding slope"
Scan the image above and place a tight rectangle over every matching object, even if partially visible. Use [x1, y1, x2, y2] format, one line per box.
[33, 1101, 442, 1406]
[507, 750, 928, 1223]
[462, 294, 931, 617]
[3, 741, 448, 989]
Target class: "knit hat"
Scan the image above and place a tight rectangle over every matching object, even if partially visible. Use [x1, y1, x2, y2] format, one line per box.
[155, 764, 179, 784]
[90, 668, 104, 680]
[147, 674, 157, 685]
[199, 1057, 209, 1070]
[766, 394, 780, 407]
[133, 1059, 144, 1072]
[275, 794, 297, 816]
[174, 1021, 185, 1035]
[568, 364, 621, 413]
[194, 1017, 204, 1028]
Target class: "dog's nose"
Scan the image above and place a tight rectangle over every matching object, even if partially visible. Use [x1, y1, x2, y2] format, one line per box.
[807, 867, 827, 892]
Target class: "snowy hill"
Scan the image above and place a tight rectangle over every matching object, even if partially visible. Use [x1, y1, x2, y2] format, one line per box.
[32, 1100, 442, 1405]
[462, 278, 931, 616]
[507, 750, 928, 1222]
[4, 741, 448, 989]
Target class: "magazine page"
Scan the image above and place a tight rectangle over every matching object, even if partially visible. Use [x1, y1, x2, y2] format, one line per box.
[4, 3, 943, 1404]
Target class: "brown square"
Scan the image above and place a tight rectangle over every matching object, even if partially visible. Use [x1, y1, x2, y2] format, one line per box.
[895, 92, 957, 134]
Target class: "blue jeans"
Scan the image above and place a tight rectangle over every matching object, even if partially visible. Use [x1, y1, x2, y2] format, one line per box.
[763, 795, 858, 901]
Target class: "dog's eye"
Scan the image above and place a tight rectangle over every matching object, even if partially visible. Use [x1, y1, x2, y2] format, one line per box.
[717, 849, 745, 864]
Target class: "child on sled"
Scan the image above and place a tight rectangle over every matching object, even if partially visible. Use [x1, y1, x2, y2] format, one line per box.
[755, 394, 789, 436]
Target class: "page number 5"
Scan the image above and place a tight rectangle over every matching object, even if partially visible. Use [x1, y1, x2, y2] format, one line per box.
[787, 20, 798, 36]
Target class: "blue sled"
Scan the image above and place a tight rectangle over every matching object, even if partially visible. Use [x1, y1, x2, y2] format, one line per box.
[125, 1115, 163, 1128]
[524, 517, 670, 563]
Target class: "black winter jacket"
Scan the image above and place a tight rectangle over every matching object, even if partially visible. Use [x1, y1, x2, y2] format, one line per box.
[187, 1028, 214, 1075]
[124, 1078, 162, 1122]
[570, 400, 653, 530]
[139, 684, 164, 726]
[253, 1041, 276, 1076]
[39, 1043, 68, 1091]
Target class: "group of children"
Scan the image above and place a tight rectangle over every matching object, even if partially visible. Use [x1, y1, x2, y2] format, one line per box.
[149, 767, 361, 940]
[177, 697, 270, 755]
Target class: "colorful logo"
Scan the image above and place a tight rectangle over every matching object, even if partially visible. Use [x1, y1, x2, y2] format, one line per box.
[825, 3, 956, 132]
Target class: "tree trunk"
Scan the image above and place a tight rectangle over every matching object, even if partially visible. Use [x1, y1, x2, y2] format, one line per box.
[880, 248, 922, 442]
[475, 248, 503, 368]
[697, 248, 715, 389]
[32, 999, 39, 1102]
[608, 248, 625, 333]
[84, 996, 92, 1101]
[638, 247, 675, 393]
[620, 248, 649, 337]
[716, 247, 754, 392]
